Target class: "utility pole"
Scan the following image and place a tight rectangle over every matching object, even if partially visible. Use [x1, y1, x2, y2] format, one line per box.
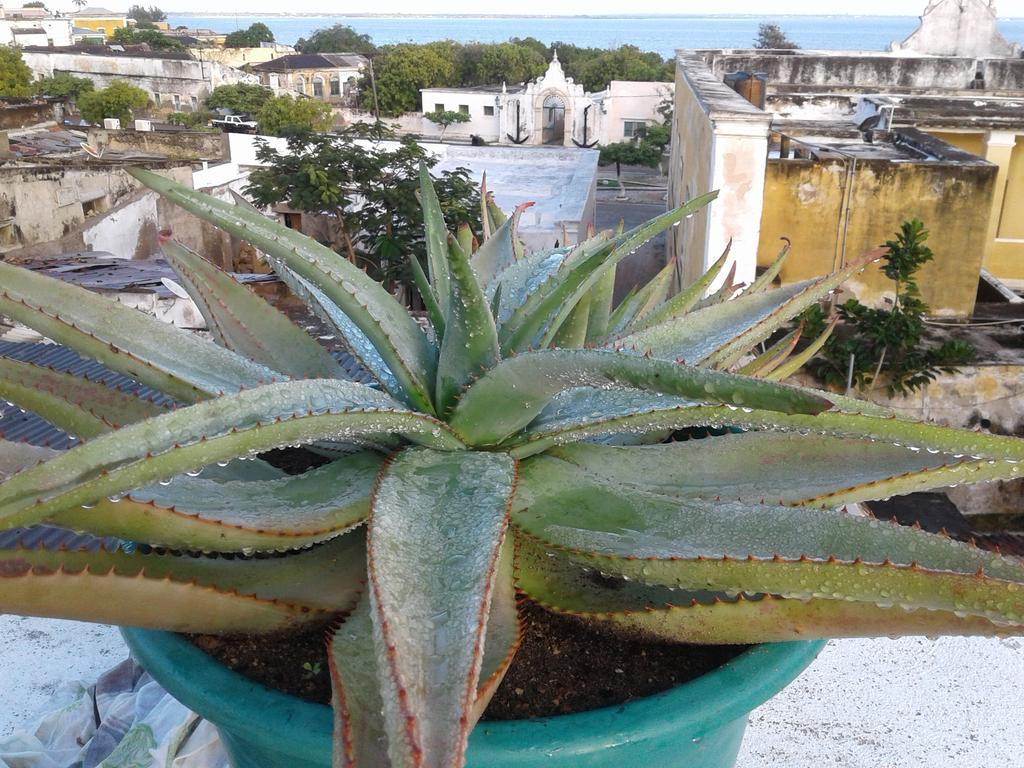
[368, 58, 381, 127]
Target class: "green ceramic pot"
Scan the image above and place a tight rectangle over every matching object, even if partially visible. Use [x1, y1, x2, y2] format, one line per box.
[122, 628, 824, 768]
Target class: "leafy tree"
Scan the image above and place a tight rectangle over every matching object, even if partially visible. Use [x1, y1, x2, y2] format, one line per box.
[78, 80, 150, 126]
[206, 83, 273, 115]
[295, 24, 376, 55]
[127, 5, 167, 23]
[422, 108, 470, 142]
[599, 139, 662, 175]
[804, 219, 974, 395]
[168, 110, 213, 129]
[23, 2, 46, 8]
[361, 41, 459, 115]
[224, 22, 274, 49]
[754, 22, 800, 49]
[243, 122, 479, 289]
[34, 73, 94, 101]
[256, 94, 332, 136]
[573, 45, 672, 92]
[111, 26, 183, 50]
[476, 41, 547, 85]
[0, 47, 33, 98]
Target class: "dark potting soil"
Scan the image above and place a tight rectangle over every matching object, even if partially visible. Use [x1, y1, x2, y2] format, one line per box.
[191, 600, 747, 720]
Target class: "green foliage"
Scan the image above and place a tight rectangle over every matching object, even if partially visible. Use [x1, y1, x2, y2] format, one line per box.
[111, 26, 183, 50]
[23, 1, 46, 7]
[205, 83, 273, 115]
[77, 79, 149, 126]
[243, 123, 480, 287]
[295, 23, 376, 55]
[423, 108, 470, 140]
[0, 46, 33, 98]
[361, 41, 459, 115]
[360, 38, 671, 116]
[255, 94, 332, 136]
[34, 72, 94, 101]
[804, 219, 975, 395]
[599, 139, 662, 169]
[127, 4, 166, 22]
[754, 22, 800, 49]
[2, 168, 1023, 768]
[167, 110, 212, 129]
[223, 22, 274, 48]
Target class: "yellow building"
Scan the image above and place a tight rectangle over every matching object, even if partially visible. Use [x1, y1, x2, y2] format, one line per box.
[668, 44, 1024, 319]
[71, 6, 127, 39]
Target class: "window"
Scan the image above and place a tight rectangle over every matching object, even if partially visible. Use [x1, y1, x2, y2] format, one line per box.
[483, 105, 494, 116]
[295, 76, 305, 94]
[190, 95, 198, 110]
[313, 77, 324, 98]
[330, 76, 341, 97]
[173, 94, 180, 111]
[153, 93, 161, 107]
[623, 120, 647, 139]
[434, 103, 444, 112]
[458, 104, 469, 115]
[96, 26, 105, 34]
[283, 212, 302, 230]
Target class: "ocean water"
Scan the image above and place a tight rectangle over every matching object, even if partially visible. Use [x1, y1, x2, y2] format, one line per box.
[165, 14, 1024, 57]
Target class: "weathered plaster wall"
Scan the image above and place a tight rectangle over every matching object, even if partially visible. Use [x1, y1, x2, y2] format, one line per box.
[890, 0, 1019, 58]
[698, 50, 980, 90]
[0, 165, 193, 260]
[598, 81, 673, 145]
[0, 100, 60, 130]
[758, 156, 996, 317]
[669, 56, 770, 290]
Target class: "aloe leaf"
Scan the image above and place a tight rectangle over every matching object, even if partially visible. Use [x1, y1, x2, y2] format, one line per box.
[634, 245, 732, 333]
[515, 540, 1020, 643]
[419, 162, 451, 324]
[746, 238, 791, 295]
[548, 292, 591, 349]
[471, 203, 531, 292]
[767, 318, 837, 382]
[479, 172, 491, 242]
[266, 256, 401, 395]
[538, 435, 998, 508]
[500, 192, 718, 354]
[583, 267, 616, 344]
[330, 536, 520, 768]
[0, 380, 463, 530]
[448, 349, 831, 446]
[0, 531, 364, 632]
[490, 246, 571, 325]
[407, 251, 446, 338]
[51, 452, 381, 551]
[161, 240, 344, 380]
[129, 168, 437, 415]
[435, 236, 500, 416]
[509, 400, 1024, 461]
[0, 260, 277, 403]
[735, 324, 802, 377]
[704, 251, 884, 370]
[605, 258, 676, 338]
[693, 261, 740, 309]
[367, 448, 516, 768]
[0, 357, 166, 438]
[330, 591, 389, 768]
[0, 440, 57, 480]
[512, 460, 1024, 625]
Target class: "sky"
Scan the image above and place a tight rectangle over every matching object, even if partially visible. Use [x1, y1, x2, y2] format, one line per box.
[41, 0, 1024, 15]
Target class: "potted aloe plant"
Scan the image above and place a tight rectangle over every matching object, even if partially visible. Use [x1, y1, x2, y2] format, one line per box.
[1, 166, 1022, 768]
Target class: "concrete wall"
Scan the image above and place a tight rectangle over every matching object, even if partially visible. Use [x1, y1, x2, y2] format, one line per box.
[88, 127, 228, 162]
[890, 0, 1019, 58]
[981, 58, 1024, 91]
[22, 50, 257, 110]
[199, 45, 293, 70]
[757, 155, 996, 317]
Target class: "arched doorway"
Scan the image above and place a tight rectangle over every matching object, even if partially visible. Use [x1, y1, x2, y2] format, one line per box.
[542, 94, 566, 145]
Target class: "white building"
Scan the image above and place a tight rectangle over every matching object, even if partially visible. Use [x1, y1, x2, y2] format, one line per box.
[0, 8, 73, 48]
[420, 54, 671, 147]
